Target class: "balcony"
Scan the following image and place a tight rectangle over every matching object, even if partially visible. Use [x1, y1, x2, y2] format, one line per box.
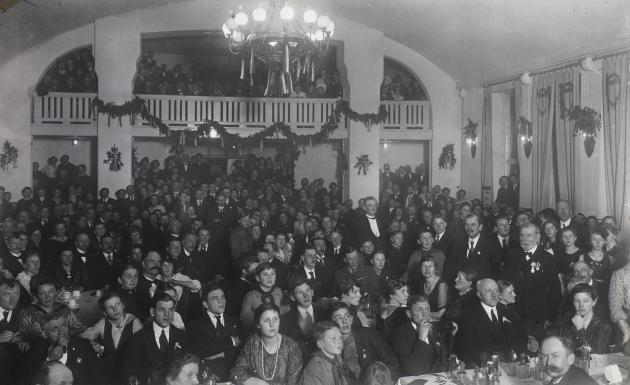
[32, 93, 431, 135]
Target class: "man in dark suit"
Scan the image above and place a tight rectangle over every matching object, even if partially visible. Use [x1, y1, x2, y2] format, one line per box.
[24, 315, 105, 385]
[280, 277, 328, 362]
[444, 214, 501, 282]
[349, 196, 387, 249]
[455, 278, 525, 366]
[496, 176, 517, 209]
[331, 301, 399, 381]
[191, 189, 208, 218]
[500, 223, 561, 340]
[292, 243, 334, 299]
[197, 227, 228, 281]
[390, 295, 444, 376]
[540, 336, 597, 385]
[85, 234, 123, 290]
[188, 283, 244, 382]
[123, 292, 191, 385]
[1, 234, 25, 277]
[380, 163, 401, 191]
[325, 231, 345, 273]
[432, 215, 455, 258]
[136, 251, 162, 321]
[207, 194, 237, 250]
[490, 215, 518, 268]
[0, 278, 22, 385]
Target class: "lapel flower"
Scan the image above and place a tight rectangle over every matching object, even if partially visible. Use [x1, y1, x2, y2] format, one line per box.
[76, 356, 82, 364]
[530, 261, 541, 274]
[174, 342, 182, 351]
[502, 317, 511, 324]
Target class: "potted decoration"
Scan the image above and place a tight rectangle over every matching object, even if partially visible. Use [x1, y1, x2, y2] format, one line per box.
[568, 106, 602, 158]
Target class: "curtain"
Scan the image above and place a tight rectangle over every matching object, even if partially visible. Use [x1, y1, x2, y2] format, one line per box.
[554, 66, 580, 207]
[480, 87, 494, 206]
[531, 72, 556, 213]
[602, 53, 630, 231]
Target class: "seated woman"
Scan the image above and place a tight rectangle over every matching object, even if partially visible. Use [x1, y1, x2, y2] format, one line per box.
[359, 361, 392, 385]
[541, 220, 562, 256]
[497, 279, 533, 354]
[86, 291, 143, 385]
[377, 280, 409, 340]
[298, 321, 348, 385]
[557, 227, 585, 278]
[46, 247, 86, 291]
[415, 255, 450, 320]
[231, 303, 303, 385]
[581, 230, 613, 310]
[366, 250, 395, 301]
[159, 353, 200, 385]
[404, 228, 446, 281]
[240, 262, 286, 330]
[560, 283, 611, 354]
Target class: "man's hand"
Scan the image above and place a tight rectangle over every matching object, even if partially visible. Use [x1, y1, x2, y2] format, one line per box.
[17, 341, 30, 352]
[571, 315, 585, 330]
[47, 345, 64, 361]
[418, 319, 432, 342]
[0, 330, 14, 343]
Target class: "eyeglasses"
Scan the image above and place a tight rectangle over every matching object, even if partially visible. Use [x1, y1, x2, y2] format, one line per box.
[332, 314, 352, 323]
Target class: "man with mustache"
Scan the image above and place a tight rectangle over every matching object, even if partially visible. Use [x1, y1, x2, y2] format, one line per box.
[136, 251, 162, 320]
[540, 336, 597, 385]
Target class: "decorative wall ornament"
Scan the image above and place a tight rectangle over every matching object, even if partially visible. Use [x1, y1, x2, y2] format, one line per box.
[354, 154, 373, 175]
[103, 146, 124, 172]
[463, 118, 478, 158]
[568, 106, 602, 158]
[0, 140, 18, 171]
[516, 116, 533, 158]
[438, 144, 456, 170]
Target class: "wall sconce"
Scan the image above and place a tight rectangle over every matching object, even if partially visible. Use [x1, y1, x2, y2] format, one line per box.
[520, 72, 533, 85]
[516, 116, 533, 158]
[463, 118, 479, 158]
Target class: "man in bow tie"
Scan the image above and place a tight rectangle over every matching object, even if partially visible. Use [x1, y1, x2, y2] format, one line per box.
[349, 196, 386, 249]
[500, 223, 561, 340]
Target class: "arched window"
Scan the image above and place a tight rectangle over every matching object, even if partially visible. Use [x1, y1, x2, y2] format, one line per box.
[35, 47, 97, 96]
[381, 58, 428, 101]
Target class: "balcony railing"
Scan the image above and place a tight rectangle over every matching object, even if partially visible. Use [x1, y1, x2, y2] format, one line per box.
[32, 92, 96, 125]
[32, 93, 430, 132]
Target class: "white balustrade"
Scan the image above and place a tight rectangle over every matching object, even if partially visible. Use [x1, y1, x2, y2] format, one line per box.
[32, 92, 96, 126]
[32, 93, 431, 132]
[382, 100, 431, 130]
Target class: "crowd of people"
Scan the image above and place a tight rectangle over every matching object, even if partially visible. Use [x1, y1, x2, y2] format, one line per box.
[35, 48, 98, 96]
[380, 73, 426, 101]
[133, 51, 343, 99]
[0, 150, 627, 385]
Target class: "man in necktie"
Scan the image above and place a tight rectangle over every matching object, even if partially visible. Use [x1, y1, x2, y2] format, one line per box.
[123, 292, 190, 384]
[86, 234, 119, 290]
[187, 283, 244, 381]
[0, 279, 21, 384]
[297, 244, 333, 299]
[281, 277, 322, 362]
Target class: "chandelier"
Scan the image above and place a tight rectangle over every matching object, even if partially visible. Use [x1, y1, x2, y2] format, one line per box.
[222, 1, 334, 92]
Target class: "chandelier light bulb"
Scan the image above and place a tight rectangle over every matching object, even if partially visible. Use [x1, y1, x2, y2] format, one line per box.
[312, 30, 324, 41]
[317, 15, 331, 29]
[222, 23, 231, 37]
[303, 9, 317, 24]
[326, 21, 334, 33]
[234, 11, 249, 26]
[226, 18, 237, 30]
[252, 7, 267, 22]
[280, 4, 295, 21]
[232, 31, 245, 42]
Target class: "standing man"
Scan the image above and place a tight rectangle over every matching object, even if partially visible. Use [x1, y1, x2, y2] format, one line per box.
[501, 223, 561, 340]
[444, 214, 501, 282]
[350, 197, 386, 249]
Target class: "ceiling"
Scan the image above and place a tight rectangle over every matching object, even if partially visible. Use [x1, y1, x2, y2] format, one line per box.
[0, 0, 628, 84]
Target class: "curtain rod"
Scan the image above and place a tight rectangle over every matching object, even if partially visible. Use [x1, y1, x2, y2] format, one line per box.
[480, 45, 630, 88]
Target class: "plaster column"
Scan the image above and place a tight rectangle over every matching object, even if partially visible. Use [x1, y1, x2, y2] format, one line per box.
[575, 63, 607, 217]
[343, 26, 384, 204]
[94, 17, 139, 192]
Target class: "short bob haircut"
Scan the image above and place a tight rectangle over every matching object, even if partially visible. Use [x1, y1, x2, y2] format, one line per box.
[570, 282, 597, 301]
[162, 353, 200, 384]
[253, 302, 281, 326]
[385, 279, 407, 299]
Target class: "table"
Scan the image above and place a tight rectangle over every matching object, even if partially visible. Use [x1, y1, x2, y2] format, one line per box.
[395, 354, 630, 385]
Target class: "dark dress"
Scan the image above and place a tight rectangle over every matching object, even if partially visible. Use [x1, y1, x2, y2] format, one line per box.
[423, 278, 451, 313]
[557, 248, 586, 275]
[377, 306, 408, 340]
[99, 318, 138, 385]
[559, 313, 612, 354]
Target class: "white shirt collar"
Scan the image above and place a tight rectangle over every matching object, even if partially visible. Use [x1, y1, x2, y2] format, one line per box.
[207, 311, 223, 327]
[468, 234, 481, 248]
[524, 245, 538, 256]
[297, 305, 314, 319]
[560, 218, 572, 227]
[0, 305, 11, 322]
[152, 322, 170, 345]
[480, 302, 498, 322]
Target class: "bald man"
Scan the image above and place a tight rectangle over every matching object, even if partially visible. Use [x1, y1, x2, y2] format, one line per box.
[33, 361, 73, 385]
[541, 336, 597, 385]
[455, 278, 526, 366]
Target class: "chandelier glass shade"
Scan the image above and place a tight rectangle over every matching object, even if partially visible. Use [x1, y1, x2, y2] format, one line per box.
[222, 1, 334, 71]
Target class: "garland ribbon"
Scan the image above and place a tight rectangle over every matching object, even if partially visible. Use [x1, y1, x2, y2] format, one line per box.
[91, 97, 387, 147]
